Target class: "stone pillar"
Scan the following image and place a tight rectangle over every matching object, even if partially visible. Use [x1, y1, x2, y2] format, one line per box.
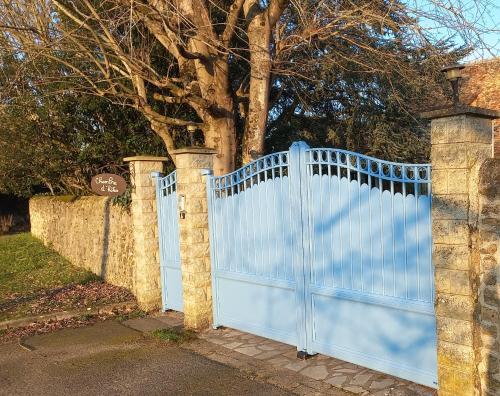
[124, 156, 168, 311]
[173, 147, 216, 330]
[422, 106, 499, 396]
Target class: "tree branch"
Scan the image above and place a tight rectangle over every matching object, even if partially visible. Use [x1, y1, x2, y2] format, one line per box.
[221, 0, 245, 47]
[267, 0, 288, 28]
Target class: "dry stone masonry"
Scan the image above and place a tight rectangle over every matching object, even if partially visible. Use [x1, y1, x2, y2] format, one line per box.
[124, 156, 168, 311]
[477, 158, 499, 396]
[30, 196, 134, 290]
[424, 106, 499, 396]
[173, 147, 216, 330]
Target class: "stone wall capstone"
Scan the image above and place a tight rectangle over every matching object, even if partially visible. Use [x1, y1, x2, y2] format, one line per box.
[30, 196, 135, 291]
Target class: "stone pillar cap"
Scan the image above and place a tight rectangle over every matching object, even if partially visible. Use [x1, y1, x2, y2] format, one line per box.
[172, 146, 217, 155]
[420, 105, 500, 120]
[123, 155, 169, 162]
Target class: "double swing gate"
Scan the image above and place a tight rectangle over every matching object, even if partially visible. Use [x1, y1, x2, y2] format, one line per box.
[206, 142, 437, 388]
[156, 141, 437, 388]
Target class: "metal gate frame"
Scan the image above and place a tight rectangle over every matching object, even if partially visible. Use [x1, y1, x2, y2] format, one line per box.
[206, 141, 437, 387]
[154, 170, 183, 312]
[298, 143, 436, 387]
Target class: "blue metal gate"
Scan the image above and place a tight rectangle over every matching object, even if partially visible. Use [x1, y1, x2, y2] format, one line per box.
[155, 171, 183, 312]
[206, 142, 437, 387]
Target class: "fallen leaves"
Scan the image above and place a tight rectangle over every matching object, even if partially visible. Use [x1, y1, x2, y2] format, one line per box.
[0, 281, 135, 321]
[0, 305, 138, 344]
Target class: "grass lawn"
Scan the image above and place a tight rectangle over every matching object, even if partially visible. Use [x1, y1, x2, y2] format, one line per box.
[0, 233, 100, 321]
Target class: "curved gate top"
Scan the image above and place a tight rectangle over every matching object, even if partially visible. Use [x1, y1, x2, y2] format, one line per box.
[206, 142, 437, 388]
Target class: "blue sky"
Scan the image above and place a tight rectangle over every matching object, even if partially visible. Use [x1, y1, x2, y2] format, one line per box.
[412, 0, 499, 61]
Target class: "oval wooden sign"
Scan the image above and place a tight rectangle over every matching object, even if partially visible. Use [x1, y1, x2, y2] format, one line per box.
[91, 173, 127, 197]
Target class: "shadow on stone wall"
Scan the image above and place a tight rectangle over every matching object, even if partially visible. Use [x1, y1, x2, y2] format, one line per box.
[479, 270, 499, 395]
[100, 198, 111, 280]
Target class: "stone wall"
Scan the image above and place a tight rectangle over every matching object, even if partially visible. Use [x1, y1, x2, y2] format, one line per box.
[425, 106, 499, 396]
[427, 110, 495, 396]
[173, 147, 215, 330]
[477, 158, 500, 396]
[30, 196, 135, 291]
[125, 157, 166, 310]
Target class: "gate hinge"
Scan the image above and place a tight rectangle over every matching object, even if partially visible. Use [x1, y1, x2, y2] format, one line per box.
[150, 171, 163, 179]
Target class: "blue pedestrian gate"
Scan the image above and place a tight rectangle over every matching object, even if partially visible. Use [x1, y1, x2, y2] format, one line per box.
[155, 171, 183, 312]
[206, 142, 437, 387]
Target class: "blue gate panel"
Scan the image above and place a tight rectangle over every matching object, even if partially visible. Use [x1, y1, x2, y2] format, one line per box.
[207, 152, 298, 344]
[207, 143, 437, 388]
[156, 171, 183, 312]
[309, 294, 437, 387]
[305, 148, 436, 387]
[215, 275, 297, 345]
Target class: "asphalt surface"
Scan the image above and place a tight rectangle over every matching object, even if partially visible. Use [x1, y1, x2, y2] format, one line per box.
[0, 320, 291, 396]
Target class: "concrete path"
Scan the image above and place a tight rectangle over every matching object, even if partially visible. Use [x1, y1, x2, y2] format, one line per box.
[0, 320, 290, 396]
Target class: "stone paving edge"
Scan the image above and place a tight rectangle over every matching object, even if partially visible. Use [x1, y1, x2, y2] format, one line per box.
[181, 338, 353, 395]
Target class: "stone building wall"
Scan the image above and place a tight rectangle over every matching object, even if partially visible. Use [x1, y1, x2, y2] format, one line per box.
[30, 196, 135, 291]
[462, 58, 500, 158]
[477, 158, 500, 396]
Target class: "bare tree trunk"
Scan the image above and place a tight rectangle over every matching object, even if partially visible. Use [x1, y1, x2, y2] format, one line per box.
[204, 93, 237, 175]
[242, 9, 272, 164]
[194, 49, 237, 175]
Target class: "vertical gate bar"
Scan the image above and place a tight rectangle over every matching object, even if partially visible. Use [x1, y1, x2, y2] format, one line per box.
[219, 181, 225, 273]
[379, 168, 385, 295]
[319, 152, 324, 286]
[289, 141, 310, 353]
[328, 153, 334, 288]
[337, 160, 344, 288]
[204, 170, 220, 328]
[279, 158, 285, 281]
[415, 166, 421, 301]
[427, 166, 434, 300]
[402, 175, 408, 299]
[250, 166, 258, 275]
[390, 174, 396, 296]
[368, 162, 374, 293]
[304, 147, 315, 353]
[271, 163, 278, 279]
[237, 172, 243, 274]
[357, 157, 364, 291]
[243, 173, 253, 273]
[230, 177, 236, 273]
[152, 172, 165, 310]
[347, 154, 353, 288]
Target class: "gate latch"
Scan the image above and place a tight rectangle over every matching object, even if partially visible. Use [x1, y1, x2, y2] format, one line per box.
[178, 194, 186, 219]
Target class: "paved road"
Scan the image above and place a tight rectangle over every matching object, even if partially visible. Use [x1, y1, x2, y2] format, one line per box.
[0, 321, 291, 396]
